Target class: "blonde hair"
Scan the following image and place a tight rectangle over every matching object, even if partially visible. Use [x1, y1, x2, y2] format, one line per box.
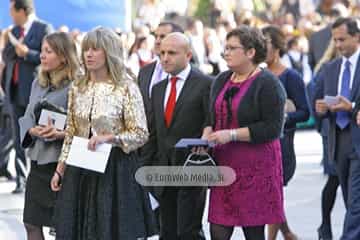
[314, 40, 338, 74]
[77, 26, 134, 89]
[38, 32, 79, 89]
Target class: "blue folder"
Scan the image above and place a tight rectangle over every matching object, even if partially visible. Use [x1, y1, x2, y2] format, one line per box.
[175, 138, 215, 148]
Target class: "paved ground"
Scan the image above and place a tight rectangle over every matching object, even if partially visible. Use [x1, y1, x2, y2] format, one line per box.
[0, 129, 346, 239]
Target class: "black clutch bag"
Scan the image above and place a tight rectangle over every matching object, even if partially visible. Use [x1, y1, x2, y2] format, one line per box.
[34, 99, 67, 123]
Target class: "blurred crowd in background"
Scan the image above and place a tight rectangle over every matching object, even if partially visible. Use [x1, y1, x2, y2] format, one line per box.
[1, 0, 359, 81]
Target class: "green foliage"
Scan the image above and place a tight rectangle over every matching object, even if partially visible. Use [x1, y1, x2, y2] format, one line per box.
[193, 0, 211, 24]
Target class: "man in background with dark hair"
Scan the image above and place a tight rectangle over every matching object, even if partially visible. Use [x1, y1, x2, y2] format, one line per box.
[138, 21, 184, 128]
[315, 17, 360, 240]
[308, 3, 349, 70]
[2, 0, 52, 193]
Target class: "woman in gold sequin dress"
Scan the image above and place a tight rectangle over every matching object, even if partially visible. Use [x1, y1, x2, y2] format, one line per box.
[50, 27, 157, 240]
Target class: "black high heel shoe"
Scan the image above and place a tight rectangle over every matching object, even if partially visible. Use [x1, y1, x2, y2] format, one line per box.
[317, 225, 333, 240]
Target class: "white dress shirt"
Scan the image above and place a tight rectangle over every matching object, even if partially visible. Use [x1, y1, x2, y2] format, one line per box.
[22, 13, 36, 36]
[163, 64, 191, 109]
[337, 47, 360, 95]
[149, 57, 168, 96]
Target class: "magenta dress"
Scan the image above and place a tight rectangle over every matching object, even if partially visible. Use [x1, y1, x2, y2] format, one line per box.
[208, 74, 285, 227]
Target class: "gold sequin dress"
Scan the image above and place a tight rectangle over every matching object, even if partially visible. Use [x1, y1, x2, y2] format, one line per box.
[55, 80, 157, 240]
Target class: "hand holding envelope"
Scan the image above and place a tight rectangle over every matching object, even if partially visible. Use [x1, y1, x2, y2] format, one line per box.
[8, 31, 28, 57]
[324, 95, 340, 106]
[67, 136, 112, 173]
[316, 95, 352, 114]
[316, 95, 338, 115]
[328, 95, 352, 113]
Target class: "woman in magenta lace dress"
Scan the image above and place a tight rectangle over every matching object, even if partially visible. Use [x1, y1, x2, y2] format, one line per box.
[201, 26, 286, 240]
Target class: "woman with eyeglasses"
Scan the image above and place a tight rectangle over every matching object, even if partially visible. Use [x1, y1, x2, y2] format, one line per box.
[262, 25, 309, 240]
[201, 26, 286, 240]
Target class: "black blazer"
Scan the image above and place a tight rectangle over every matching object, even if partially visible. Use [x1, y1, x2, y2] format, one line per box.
[209, 69, 286, 144]
[141, 67, 212, 197]
[138, 61, 156, 118]
[2, 19, 53, 107]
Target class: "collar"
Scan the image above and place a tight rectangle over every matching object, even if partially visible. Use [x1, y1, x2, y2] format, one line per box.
[155, 58, 161, 70]
[22, 13, 36, 33]
[168, 64, 191, 82]
[342, 47, 360, 67]
[154, 55, 160, 62]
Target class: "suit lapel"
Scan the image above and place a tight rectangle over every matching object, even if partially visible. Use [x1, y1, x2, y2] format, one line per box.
[142, 62, 156, 100]
[330, 59, 342, 96]
[350, 54, 360, 101]
[23, 21, 36, 45]
[156, 80, 167, 130]
[168, 70, 197, 128]
[12, 26, 21, 38]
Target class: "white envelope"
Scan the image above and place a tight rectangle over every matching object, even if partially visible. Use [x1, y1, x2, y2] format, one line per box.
[324, 95, 340, 106]
[38, 109, 67, 130]
[66, 136, 112, 173]
[8, 31, 21, 46]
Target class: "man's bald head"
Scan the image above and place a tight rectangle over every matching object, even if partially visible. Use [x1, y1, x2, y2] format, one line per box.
[162, 32, 192, 53]
[160, 32, 192, 76]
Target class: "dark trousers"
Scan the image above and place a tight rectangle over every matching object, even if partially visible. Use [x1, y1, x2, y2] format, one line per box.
[334, 127, 360, 240]
[9, 103, 27, 180]
[0, 99, 12, 175]
[159, 186, 206, 240]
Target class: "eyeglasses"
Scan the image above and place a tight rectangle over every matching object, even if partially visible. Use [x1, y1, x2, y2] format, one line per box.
[223, 45, 245, 53]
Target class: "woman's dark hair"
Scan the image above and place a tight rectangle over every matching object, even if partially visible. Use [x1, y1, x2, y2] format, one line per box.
[262, 25, 287, 57]
[226, 26, 267, 64]
[332, 17, 360, 36]
[10, 0, 34, 15]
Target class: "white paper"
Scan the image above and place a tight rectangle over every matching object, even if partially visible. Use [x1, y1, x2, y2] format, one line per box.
[8, 32, 21, 46]
[66, 136, 112, 173]
[38, 109, 67, 130]
[324, 95, 340, 106]
[148, 193, 159, 210]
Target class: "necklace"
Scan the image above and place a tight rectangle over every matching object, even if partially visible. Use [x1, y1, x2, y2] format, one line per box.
[231, 66, 258, 83]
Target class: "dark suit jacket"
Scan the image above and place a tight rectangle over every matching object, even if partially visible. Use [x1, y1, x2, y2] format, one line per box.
[2, 19, 53, 107]
[138, 61, 156, 125]
[209, 69, 286, 144]
[142, 67, 212, 198]
[308, 25, 332, 70]
[314, 55, 360, 160]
